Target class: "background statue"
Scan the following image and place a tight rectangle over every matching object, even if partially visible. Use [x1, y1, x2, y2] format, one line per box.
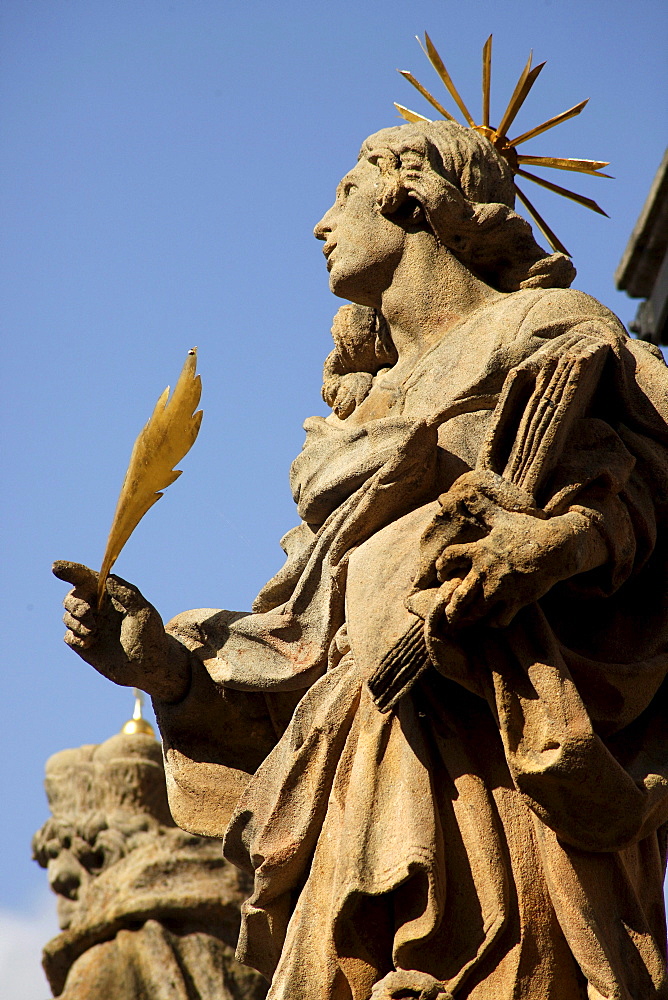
[33, 728, 267, 999]
[55, 120, 668, 999]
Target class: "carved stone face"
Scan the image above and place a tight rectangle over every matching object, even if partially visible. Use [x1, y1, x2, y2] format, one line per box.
[314, 158, 406, 307]
[37, 820, 103, 929]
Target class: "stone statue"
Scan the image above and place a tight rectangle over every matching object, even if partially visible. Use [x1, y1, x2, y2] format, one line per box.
[33, 729, 267, 999]
[55, 120, 668, 1000]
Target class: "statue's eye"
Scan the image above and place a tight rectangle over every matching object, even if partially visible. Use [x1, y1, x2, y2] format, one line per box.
[71, 835, 105, 872]
[46, 839, 61, 861]
[338, 181, 357, 201]
[78, 848, 104, 872]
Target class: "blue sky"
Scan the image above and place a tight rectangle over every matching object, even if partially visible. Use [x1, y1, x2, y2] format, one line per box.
[1, 1, 666, 994]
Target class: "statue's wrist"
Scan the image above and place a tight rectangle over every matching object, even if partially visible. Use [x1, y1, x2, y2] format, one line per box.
[146, 634, 193, 704]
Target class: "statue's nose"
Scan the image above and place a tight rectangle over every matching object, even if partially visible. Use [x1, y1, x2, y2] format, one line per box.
[48, 851, 84, 900]
[314, 207, 335, 241]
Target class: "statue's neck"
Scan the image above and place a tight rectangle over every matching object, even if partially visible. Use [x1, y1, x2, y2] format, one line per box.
[380, 238, 503, 370]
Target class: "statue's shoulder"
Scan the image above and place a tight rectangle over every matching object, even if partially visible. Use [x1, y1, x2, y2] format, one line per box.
[513, 288, 668, 421]
[516, 286, 628, 340]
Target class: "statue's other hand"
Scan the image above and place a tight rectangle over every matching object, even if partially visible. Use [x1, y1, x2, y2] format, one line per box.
[370, 970, 451, 1000]
[434, 504, 607, 630]
[53, 561, 191, 702]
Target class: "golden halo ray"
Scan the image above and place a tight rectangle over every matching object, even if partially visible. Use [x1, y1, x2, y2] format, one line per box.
[514, 185, 570, 256]
[509, 100, 590, 147]
[516, 155, 612, 177]
[398, 71, 456, 122]
[516, 168, 609, 216]
[482, 35, 492, 128]
[394, 103, 432, 124]
[420, 32, 477, 127]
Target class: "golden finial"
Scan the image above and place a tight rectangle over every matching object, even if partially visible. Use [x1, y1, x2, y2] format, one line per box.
[121, 688, 155, 737]
[396, 33, 612, 256]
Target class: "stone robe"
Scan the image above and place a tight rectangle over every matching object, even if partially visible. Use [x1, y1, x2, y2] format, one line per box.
[154, 287, 668, 1000]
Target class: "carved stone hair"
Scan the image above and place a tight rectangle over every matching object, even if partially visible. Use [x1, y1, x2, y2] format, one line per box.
[360, 121, 576, 292]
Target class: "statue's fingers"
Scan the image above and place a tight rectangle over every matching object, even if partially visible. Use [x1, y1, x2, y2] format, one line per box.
[436, 577, 462, 606]
[435, 543, 472, 581]
[487, 600, 520, 629]
[53, 561, 99, 600]
[106, 574, 149, 614]
[63, 610, 93, 637]
[435, 542, 470, 562]
[63, 593, 95, 619]
[444, 570, 483, 625]
[64, 628, 94, 651]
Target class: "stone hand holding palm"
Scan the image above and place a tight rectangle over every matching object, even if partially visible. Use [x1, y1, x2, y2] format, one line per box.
[53, 561, 191, 703]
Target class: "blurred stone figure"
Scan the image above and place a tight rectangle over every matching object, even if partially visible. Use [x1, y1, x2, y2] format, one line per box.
[33, 729, 267, 1000]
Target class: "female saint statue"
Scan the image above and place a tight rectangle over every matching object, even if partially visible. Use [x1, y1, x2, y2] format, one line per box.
[56, 121, 668, 1000]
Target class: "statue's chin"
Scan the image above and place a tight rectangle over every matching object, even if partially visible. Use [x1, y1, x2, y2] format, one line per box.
[327, 265, 348, 298]
[329, 273, 378, 309]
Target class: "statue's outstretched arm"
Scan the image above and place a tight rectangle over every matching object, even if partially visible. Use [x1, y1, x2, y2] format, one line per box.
[54, 561, 283, 835]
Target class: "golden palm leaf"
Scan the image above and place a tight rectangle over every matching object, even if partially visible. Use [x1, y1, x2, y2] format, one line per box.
[97, 349, 203, 608]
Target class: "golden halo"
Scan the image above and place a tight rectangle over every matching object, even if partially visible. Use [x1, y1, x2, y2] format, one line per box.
[396, 33, 611, 256]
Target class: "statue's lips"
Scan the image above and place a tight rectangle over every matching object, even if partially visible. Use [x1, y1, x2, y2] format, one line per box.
[323, 243, 336, 270]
